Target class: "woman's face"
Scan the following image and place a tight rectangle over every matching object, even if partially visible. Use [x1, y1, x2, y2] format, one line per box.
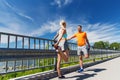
[63, 23, 66, 28]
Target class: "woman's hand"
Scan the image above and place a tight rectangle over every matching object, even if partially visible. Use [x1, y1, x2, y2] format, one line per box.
[54, 43, 59, 48]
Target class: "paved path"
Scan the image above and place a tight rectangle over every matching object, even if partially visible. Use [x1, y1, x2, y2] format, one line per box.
[50, 57, 120, 80]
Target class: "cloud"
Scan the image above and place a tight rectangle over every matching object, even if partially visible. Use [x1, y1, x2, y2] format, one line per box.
[17, 13, 34, 22]
[85, 23, 120, 43]
[31, 20, 60, 36]
[0, 0, 34, 35]
[64, 0, 73, 5]
[31, 18, 120, 43]
[3, 0, 34, 21]
[0, 0, 120, 45]
[51, 0, 73, 7]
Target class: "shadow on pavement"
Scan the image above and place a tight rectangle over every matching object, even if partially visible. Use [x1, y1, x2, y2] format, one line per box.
[65, 68, 106, 80]
[84, 68, 106, 72]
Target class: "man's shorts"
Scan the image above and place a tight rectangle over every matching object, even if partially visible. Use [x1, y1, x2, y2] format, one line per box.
[58, 40, 69, 52]
[77, 45, 88, 56]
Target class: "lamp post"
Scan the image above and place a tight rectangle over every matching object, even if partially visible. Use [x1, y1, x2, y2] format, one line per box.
[113, 47, 116, 57]
[92, 46, 95, 62]
[106, 47, 108, 58]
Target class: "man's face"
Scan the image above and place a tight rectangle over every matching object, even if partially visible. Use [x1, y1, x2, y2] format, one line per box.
[78, 26, 82, 32]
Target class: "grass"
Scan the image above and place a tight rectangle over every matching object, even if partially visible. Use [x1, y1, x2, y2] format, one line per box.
[0, 67, 54, 80]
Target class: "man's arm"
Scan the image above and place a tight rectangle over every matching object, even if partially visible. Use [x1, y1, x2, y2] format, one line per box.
[67, 35, 76, 40]
[86, 37, 90, 49]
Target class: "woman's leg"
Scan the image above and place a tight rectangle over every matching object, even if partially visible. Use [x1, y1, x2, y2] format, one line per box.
[57, 53, 62, 77]
[58, 48, 69, 62]
[62, 49, 69, 62]
[57, 41, 69, 62]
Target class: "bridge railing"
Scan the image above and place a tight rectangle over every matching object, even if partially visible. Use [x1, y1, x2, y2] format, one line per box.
[0, 32, 120, 74]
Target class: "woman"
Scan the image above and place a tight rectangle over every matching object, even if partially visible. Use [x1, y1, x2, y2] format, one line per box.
[53, 20, 69, 78]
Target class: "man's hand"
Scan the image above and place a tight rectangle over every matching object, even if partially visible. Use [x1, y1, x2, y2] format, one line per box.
[88, 45, 90, 51]
[67, 37, 72, 41]
[67, 35, 76, 41]
[88, 47, 90, 51]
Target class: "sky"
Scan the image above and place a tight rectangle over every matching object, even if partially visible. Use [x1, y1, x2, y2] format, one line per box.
[0, 0, 120, 44]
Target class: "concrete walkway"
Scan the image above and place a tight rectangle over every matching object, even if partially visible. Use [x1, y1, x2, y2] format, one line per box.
[50, 57, 120, 80]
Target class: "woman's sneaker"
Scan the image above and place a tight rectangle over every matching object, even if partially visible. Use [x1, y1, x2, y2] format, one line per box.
[58, 75, 65, 79]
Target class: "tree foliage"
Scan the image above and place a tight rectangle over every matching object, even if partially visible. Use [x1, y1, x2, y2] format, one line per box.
[93, 41, 120, 50]
[94, 41, 105, 49]
[109, 42, 120, 50]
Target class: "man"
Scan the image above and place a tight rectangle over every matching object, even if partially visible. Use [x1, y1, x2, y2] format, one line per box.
[68, 25, 90, 72]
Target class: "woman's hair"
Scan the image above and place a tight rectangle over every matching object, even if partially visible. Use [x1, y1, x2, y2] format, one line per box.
[60, 20, 66, 27]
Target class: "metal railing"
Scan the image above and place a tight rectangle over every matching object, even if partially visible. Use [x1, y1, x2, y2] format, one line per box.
[0, 32, 120, 74]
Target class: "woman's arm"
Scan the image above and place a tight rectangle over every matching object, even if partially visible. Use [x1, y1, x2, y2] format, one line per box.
[55, 29, 65, 45]
[53, 33, 59, 41]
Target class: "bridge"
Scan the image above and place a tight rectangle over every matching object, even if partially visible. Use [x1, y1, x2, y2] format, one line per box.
[0, 32, 120, 80]
[51, 57, 120, 80]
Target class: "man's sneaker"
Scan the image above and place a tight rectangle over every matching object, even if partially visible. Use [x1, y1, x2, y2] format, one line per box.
[58, 75, 65, 79]
[77, 68, 84, 73]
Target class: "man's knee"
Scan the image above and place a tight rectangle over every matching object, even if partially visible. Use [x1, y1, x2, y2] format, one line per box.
[79, 56, 82, 60]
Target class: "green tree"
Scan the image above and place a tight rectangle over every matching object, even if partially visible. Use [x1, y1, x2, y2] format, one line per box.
[110, 42, 120, 50]
[94, 41, 120, 50]
[103, 41, 110, 49]
[94, 41, 105, 49]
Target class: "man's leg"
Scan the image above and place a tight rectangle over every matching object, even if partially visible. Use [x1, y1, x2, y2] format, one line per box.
[83, 46, 89, 58]
[78, 45, 89, 72]
[84, 53, 89, 58]
[79, 55, 83, 69]
[78, 53, 89, 73]
[77, 55, 84, 72]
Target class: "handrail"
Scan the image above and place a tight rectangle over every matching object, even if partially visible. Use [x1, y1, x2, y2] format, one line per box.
[0, 32, 120, 75]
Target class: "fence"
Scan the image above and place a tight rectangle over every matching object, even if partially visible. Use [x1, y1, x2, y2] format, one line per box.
[0, 32, 120, 74]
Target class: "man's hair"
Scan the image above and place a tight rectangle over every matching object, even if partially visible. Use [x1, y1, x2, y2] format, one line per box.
[78, 25, 82, 28]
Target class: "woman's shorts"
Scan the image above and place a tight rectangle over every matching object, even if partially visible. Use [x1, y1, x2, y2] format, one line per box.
[58, 40, 69, 52]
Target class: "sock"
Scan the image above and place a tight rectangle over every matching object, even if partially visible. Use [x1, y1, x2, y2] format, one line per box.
[80, 67, 83, 69]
